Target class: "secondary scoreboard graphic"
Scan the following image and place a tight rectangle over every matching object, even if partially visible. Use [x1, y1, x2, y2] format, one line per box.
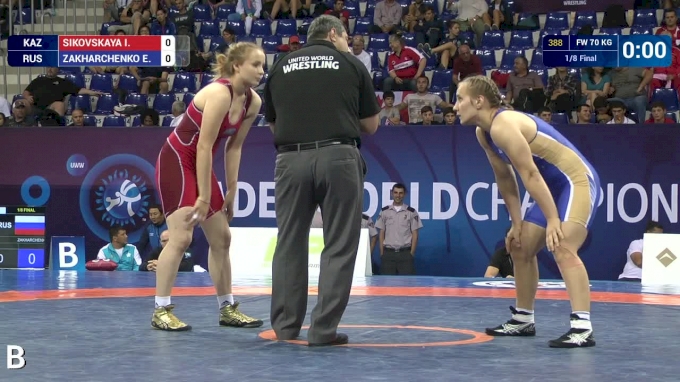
[7, 35, 191, 67]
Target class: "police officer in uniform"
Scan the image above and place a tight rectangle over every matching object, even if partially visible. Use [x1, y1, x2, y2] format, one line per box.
[264, 15, 381, 346]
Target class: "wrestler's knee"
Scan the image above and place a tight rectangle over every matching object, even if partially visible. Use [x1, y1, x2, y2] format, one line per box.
[168, 232, 192, 254]
[552, 246, 584, 269]
[510, 248, 537, 263]
[207, 226, 232, 253]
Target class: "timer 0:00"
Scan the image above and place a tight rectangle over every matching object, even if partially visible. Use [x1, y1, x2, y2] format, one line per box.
[622, 41, 667, 59]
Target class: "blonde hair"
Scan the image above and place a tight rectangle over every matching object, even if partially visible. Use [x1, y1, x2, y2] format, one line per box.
[460, 75, 512, 109]
[212, 42, 263, 78]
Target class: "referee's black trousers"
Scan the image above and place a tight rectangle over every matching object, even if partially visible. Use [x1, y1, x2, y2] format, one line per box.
[270, 143, 365, 343]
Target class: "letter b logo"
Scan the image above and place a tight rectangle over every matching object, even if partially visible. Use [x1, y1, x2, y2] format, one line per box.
[50, 236, 86, 271]
[6, 345, 25, 369]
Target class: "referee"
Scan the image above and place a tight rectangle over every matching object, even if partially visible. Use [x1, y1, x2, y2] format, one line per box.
[264, 15, 381, 347]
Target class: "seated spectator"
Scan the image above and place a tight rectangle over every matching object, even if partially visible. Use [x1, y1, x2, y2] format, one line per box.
[413, 6, 444, 50]
[607, 67, 651, 122]
[324, 0, 350, 33]
[350, 36, 371, 73]
[446, 0, 491, 46]
[656, 9, 680, 47]
[414, 105, 441, 125]
[169, 101, 187, 127]
[606, 100, 635, 124]
[371, 0, 403, 34]
[23, 67, 102, 117]
[442, 107, 456, 124]
[141, 108, 160, 126]
[506, 56, 545, 113]
[379, 91, 403, 124]
[537, 106, 551, 123]
[96, 226, 143, 271]
[150, 8, 176, 35]
[172, 0, 200, 52]
[593, 96, 612, 124]
[488, 0, 513, 30]
[7, 99, 36, 127]
[484, 237, 514, 278]
[107, 0, 148, 35]
[0, 95, 9, 117]
[618, 221, 664, 282]
[420, 21, 472, 70]
[545, 67, 578, 113]
[139, 230, 194, 272]
[129, 64, 169, 95]
[404, 0, 426, 32]
[229, 0, 262, 35]
[396, 75, 450, 123]
[68, 109, 94, 126]
[449, 44, 482, 100]
[580, 67, 611, 106]
[269, 0, 302, 19]
[383, 32, 426, 92]
[573, 104, 592, 124]
[645, 101, 675, 123]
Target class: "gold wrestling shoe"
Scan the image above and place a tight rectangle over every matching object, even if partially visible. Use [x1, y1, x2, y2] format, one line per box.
[152, 304, 192, 331]
[219, 301, 264, 328]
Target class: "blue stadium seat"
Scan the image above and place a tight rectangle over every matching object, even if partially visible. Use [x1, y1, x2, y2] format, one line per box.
[83, 115, 97, 126]
[480, 31, 505, 50]
[131, 115, 142, 127]
[238, 35, 257, 43]
[16, 8, 33, 24]
[529, 49, 544, 69]
[551, 113, 569, 124]
[544, 12, 569, 31]
[215, 5, 236, 20]
[666, 112, 677, 122]
[364, 2, 375, 18]
[430, 70, 451, 92]
[533, 69, 548, 85]
[261, 35, 282, 53]
[439, 11, 454, 22]
[344, 0, 360, 18]
[368, 33, 390, 52]
[118, 74, 139, 92]
[69, 94, 92, 114]
[172, 73, 197, 93]
[425, 55, 438, 70]
[63, 73, 85, 89]
[275, 19, 297, 36]
[402, 33, 417, 47]
[162, 115, 174, 126]
[373, 70, 386, 89]
[353, 17, 372, 35]
[298, 35, 307, 44]
[60, 67, 82, 74]
[633, 9, 658, 27]
[192, 4, 212, 21]
[102, 115, 126, 127]
[500, 49, 524, 69]
[650, 88, 679, 112]
[422, 0, 439, 13]
[168, 6, 179, 16]
[209, 40, 222, 52]
[598, 28, 621, 35]
[369, 51, 381, 69]
[508, 30, 533, 49]
[200, 73, 216, 88]
[573, 12, 597, 29]
[516, 13, 538, 29]
[100, 22, 117, 35]
[182, 93, 195, 105]
[199, 21, 221, 37]
[251, 19, 272, 37]
[477, 49, 497, 70]
[153, 93, 175, 114]
[125, 93, 148, 108]
[89, 74, 113, 93]
[630, 26, 653, 35]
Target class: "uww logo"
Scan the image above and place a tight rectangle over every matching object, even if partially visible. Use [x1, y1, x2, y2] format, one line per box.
[95, 169, 150, 227]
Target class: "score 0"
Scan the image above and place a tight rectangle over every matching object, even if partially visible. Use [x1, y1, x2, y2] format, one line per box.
[161, 35, 176, 67]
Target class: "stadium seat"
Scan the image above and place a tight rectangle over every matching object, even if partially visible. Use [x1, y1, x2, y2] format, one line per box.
[275, 19, 297, 36]
[551, 113, 569, 124]
[69, 94, 92, 114]
[368, 33, 390, 52]
[199, 21, 221, 37]
[573, 12, 597, 29]
[100, 22, 117, 35]
[666, 112, 678, 122]
[153, 93, 175, 114]
[402, 33, 417, 47]
[650, 88, 679, 112]
[298, 35, 307, 45]
[430, 70, 451, 92]
[529, 49, 544, 69]
[364, 2, 375, 18]
[102, 115, 126, 127]
[633, 9, 658, 27]
[425, 55, 438, 70]
[369, 51, 381, 69]
[162, 115, 175, 126]
[508, 30, 534, 49]
[16, 7, 33, 24]
[544, 12, 569, 31]
[261, 35, 282, 53]
[83, 115, 97, 126]
[353, 17, 372, 35]
[118, 74, 139, 92]
[480, 31, 505, 50]
[251, 19, 272, 37]
[373, 70, 386, 89]
[172, 73, 197, 93]
[515, 13, 539, 30]
[237, 35, 257, 43]
[192, 4, 212, 21]
[422, 0, 439, 13]
[500, 49, 524, 70]
[95, 94, 118, 114]
[200, 73, 216, 88]
[182, 93, 195, 105]
[630, 26, 653, 35]
[125, 93, 148, 108]
[63, 73, 85, 89]
[598, 28, 622, 35]
[131, 115, 142, 127]
[60, 67, 82, 74]
[344, 0, 360, 18]
[215, 5, 236, 20]
[477, 49, 497, 70]
[89, 74, 114, 93]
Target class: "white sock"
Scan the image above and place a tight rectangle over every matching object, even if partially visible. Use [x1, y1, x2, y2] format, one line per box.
[217, 294, 234, 308]
[571, 311, 593, 330]
[155, 296, 171, 308]
[512, 307, 535, 323]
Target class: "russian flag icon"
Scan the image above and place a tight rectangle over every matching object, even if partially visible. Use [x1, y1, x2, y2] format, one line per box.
[14, 215, 45, 236]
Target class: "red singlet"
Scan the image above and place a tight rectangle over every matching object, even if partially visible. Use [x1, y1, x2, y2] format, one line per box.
[155, 78, 253, 218]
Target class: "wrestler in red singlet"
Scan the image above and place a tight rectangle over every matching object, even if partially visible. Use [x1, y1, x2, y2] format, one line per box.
[155, 78, 252, 219]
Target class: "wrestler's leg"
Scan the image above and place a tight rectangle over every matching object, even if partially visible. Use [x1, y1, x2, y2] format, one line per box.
[553, 221, 591, 314]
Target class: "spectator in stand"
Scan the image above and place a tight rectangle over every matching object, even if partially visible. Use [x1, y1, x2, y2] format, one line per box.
[107, 0, 147, 35]
[488, 0, 512, 30]
[607, 67, 651, 123]
[150, 8, 176, 35]
[379, 91, 403, 124]
[593, 96, 612, 124]
[169, 101, 186, 127]
[404, 0, 426, 32]
[67, 109, 93, 126]
[371, 0, 403, 34]
[325, 0, 350, 33]
[646, 101, 675, 123]
[443, 107, 456, 124]
[102, 0, 122, 23]
[396, 75, 450, 123]
[420, 20, 473, 69]
[449, 44, 482, 101]
[618, 221, 664, 282]
[650, 30, 680, 93]
[606, 101, 635, 124]
[139, 230, 195, 272]
[446, 0, 491, 46]
[383, 32, 426, 92]
[537, 106, 551, 123]
[506, 56, 545, 113]
[269, 0, 302, 19]
[573, 104, 592, 124]
[580, 67, 611, 107]
[0, 95, 9, 118]
[545, 67, 578, 113]
[413, 6, 444, 50]
[172, 0, 199, 53]
[351, 35, 372, 73]
[6, 100, 36, 127]
[656, 9, 680, 47]
[414, 105, 441, 125]
[141, 108, 160, 126]
[23, 67, 102, 117]
[229, 0, 262, 35]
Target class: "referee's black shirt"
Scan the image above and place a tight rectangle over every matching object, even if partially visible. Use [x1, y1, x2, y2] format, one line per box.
[264, 39, 380, 146]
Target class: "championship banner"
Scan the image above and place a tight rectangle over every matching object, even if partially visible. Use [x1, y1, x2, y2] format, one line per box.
[513, 0, 634, 15]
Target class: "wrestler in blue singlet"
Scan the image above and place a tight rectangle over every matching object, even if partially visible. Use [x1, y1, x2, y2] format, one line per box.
[485, 109, 601, 229]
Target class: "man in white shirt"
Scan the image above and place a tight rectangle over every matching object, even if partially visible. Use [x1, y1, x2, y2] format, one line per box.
[607, 101, 636, 125]
[618, 221, 664, 282]
[350, 35, 372, 73]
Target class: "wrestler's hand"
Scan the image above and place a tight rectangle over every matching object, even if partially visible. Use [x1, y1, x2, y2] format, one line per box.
[505, 224, 521, 253]
[188, 198, 210, 226]
[546, 217, 564, 252]
[223, 192, 235, 223]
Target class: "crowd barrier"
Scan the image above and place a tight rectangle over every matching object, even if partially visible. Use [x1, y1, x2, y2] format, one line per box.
[0, 124, 678, 280]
